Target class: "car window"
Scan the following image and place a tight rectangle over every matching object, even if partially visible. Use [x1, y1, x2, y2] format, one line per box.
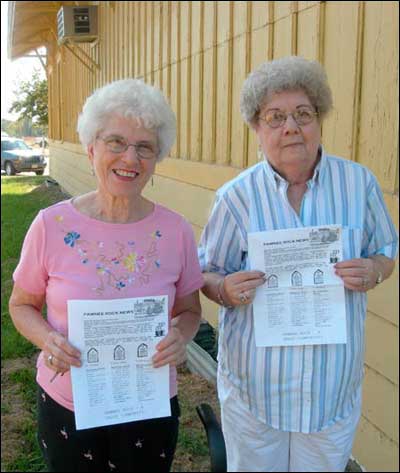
[1, 140, 31, 151]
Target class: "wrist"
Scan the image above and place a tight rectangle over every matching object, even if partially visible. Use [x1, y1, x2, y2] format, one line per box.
[217, 278, 233, 308]
[371, 257, 384, 285]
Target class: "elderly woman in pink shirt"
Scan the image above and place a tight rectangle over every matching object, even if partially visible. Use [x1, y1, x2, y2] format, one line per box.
[9, 79, 203, 473]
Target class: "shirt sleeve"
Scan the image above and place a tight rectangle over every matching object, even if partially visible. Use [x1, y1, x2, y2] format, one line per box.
[198, 192, 245, 275]
[175, 219, 204, 298]
[13, 210, 48, 295]
[363, 175, 398, 259]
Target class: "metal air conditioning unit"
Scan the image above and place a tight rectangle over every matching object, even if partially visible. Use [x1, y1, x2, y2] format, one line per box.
[57, 6, 98, 45]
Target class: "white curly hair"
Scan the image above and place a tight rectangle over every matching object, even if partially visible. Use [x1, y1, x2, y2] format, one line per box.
[77, 79, 176, 162]
[240, 56, 333, 126]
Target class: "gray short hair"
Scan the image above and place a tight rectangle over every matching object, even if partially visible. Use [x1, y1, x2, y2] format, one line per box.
[77, 79, 176, 161]
[240, 56, 333, 126]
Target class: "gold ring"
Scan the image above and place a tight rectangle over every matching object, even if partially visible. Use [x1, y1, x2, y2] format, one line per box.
[239, 293, 249, 303]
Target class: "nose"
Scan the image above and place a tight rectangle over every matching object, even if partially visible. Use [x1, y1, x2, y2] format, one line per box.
[282, 114, 300, 134]
[122, 145, 141, 164]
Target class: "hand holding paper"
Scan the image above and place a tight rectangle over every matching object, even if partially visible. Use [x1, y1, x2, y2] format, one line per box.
[222, 271, 266, 306]
[153, 326, 186, 368]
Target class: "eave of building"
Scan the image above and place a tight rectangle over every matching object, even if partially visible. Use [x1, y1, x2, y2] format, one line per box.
[8, 1, 94, 60]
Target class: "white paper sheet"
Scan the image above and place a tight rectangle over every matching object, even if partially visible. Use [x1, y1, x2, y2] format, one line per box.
[68, 296, 170, 430]
[248, 225, 347, 347]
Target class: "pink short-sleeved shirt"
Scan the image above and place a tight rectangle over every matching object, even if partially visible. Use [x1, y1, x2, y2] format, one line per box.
[13, 199, 204, 412]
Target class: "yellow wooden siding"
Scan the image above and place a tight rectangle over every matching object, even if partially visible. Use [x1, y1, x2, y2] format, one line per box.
[365, 312, 399, 385]
[47, 2, 398, 470]
[358, 1, 398, 191]
[362, 365, 399, 444]
[353, 415, 399, 472]
[48, 1, 399, 185]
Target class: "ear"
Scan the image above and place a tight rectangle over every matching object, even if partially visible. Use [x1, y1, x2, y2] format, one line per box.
[87, 143, 95, 167]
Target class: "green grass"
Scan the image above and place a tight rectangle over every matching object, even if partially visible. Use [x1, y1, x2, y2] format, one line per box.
[8, 367, 38, 409]
[177, 428, 209, 456]
[1, 175, 66, 472]
[1, 176, 65, 360]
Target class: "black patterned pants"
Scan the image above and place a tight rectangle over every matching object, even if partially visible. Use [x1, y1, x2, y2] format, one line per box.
[37, 385, 180, 472]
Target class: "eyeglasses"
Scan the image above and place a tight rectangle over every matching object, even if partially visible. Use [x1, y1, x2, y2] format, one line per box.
[259, 106, 318, 128]
[97, 135, 159, 160]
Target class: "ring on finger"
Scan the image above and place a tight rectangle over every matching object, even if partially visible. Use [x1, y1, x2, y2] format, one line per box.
[48, 354, 54, 365]
[239, 292, 249, 303]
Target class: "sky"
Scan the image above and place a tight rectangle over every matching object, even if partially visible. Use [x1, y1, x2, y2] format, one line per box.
[1, 1, 46, 121]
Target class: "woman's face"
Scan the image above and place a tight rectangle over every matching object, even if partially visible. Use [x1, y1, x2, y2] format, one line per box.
[88, 115, 158, 199]
[253, 90, 321, 177]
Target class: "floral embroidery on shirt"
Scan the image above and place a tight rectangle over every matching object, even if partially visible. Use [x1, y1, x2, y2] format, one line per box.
[64, 231, 80, 247]
[55, 216, 162, 295]
[60, 427, 68, 439]
[123, 252, 137, 272]
[135, 439, 143, 448]
[83, 450, 93, 460]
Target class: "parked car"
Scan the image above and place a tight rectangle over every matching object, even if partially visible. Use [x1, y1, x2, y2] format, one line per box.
[1, 138, 47, 176]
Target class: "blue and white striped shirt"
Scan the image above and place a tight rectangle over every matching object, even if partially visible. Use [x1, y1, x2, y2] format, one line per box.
[198, 147, 398, 433]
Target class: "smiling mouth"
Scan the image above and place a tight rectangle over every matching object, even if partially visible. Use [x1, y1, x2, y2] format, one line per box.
[113, 169, 139, 178]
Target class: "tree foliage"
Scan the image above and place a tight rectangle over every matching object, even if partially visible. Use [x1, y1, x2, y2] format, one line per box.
[9, 70, 48, 127]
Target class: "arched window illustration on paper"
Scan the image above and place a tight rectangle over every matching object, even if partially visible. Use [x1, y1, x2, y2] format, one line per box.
[314, 269, 324, 285]
[137, 343, 148, 358]
[87, 347, 99, 363]
[267, 274, 278, 288]
[291, 271, 302, 287]
[114, 345, 125, 361]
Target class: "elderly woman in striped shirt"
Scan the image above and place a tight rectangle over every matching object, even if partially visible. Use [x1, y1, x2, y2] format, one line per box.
[198, 56, 397, 472]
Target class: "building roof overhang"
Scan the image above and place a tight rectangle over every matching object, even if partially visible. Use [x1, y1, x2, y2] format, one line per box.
[8, 1, 90, 60]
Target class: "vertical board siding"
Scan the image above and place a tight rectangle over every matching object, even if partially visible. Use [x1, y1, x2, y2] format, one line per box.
[358, 1, 398, 191]
[322, 1, 359, 160]
[46, 0, 399, 184]
[47, 1, 398, 185]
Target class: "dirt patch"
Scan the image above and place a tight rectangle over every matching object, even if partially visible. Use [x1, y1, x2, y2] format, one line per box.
[1, 356, 38, 470]
[29, 180, 70, 202]
[177, 365, 220, 417]
[172, 365, 220, 472]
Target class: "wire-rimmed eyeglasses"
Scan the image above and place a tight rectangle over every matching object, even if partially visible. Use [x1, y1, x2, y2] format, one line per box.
[259, 106, 318, 128]
[97, 135, 159, 160]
